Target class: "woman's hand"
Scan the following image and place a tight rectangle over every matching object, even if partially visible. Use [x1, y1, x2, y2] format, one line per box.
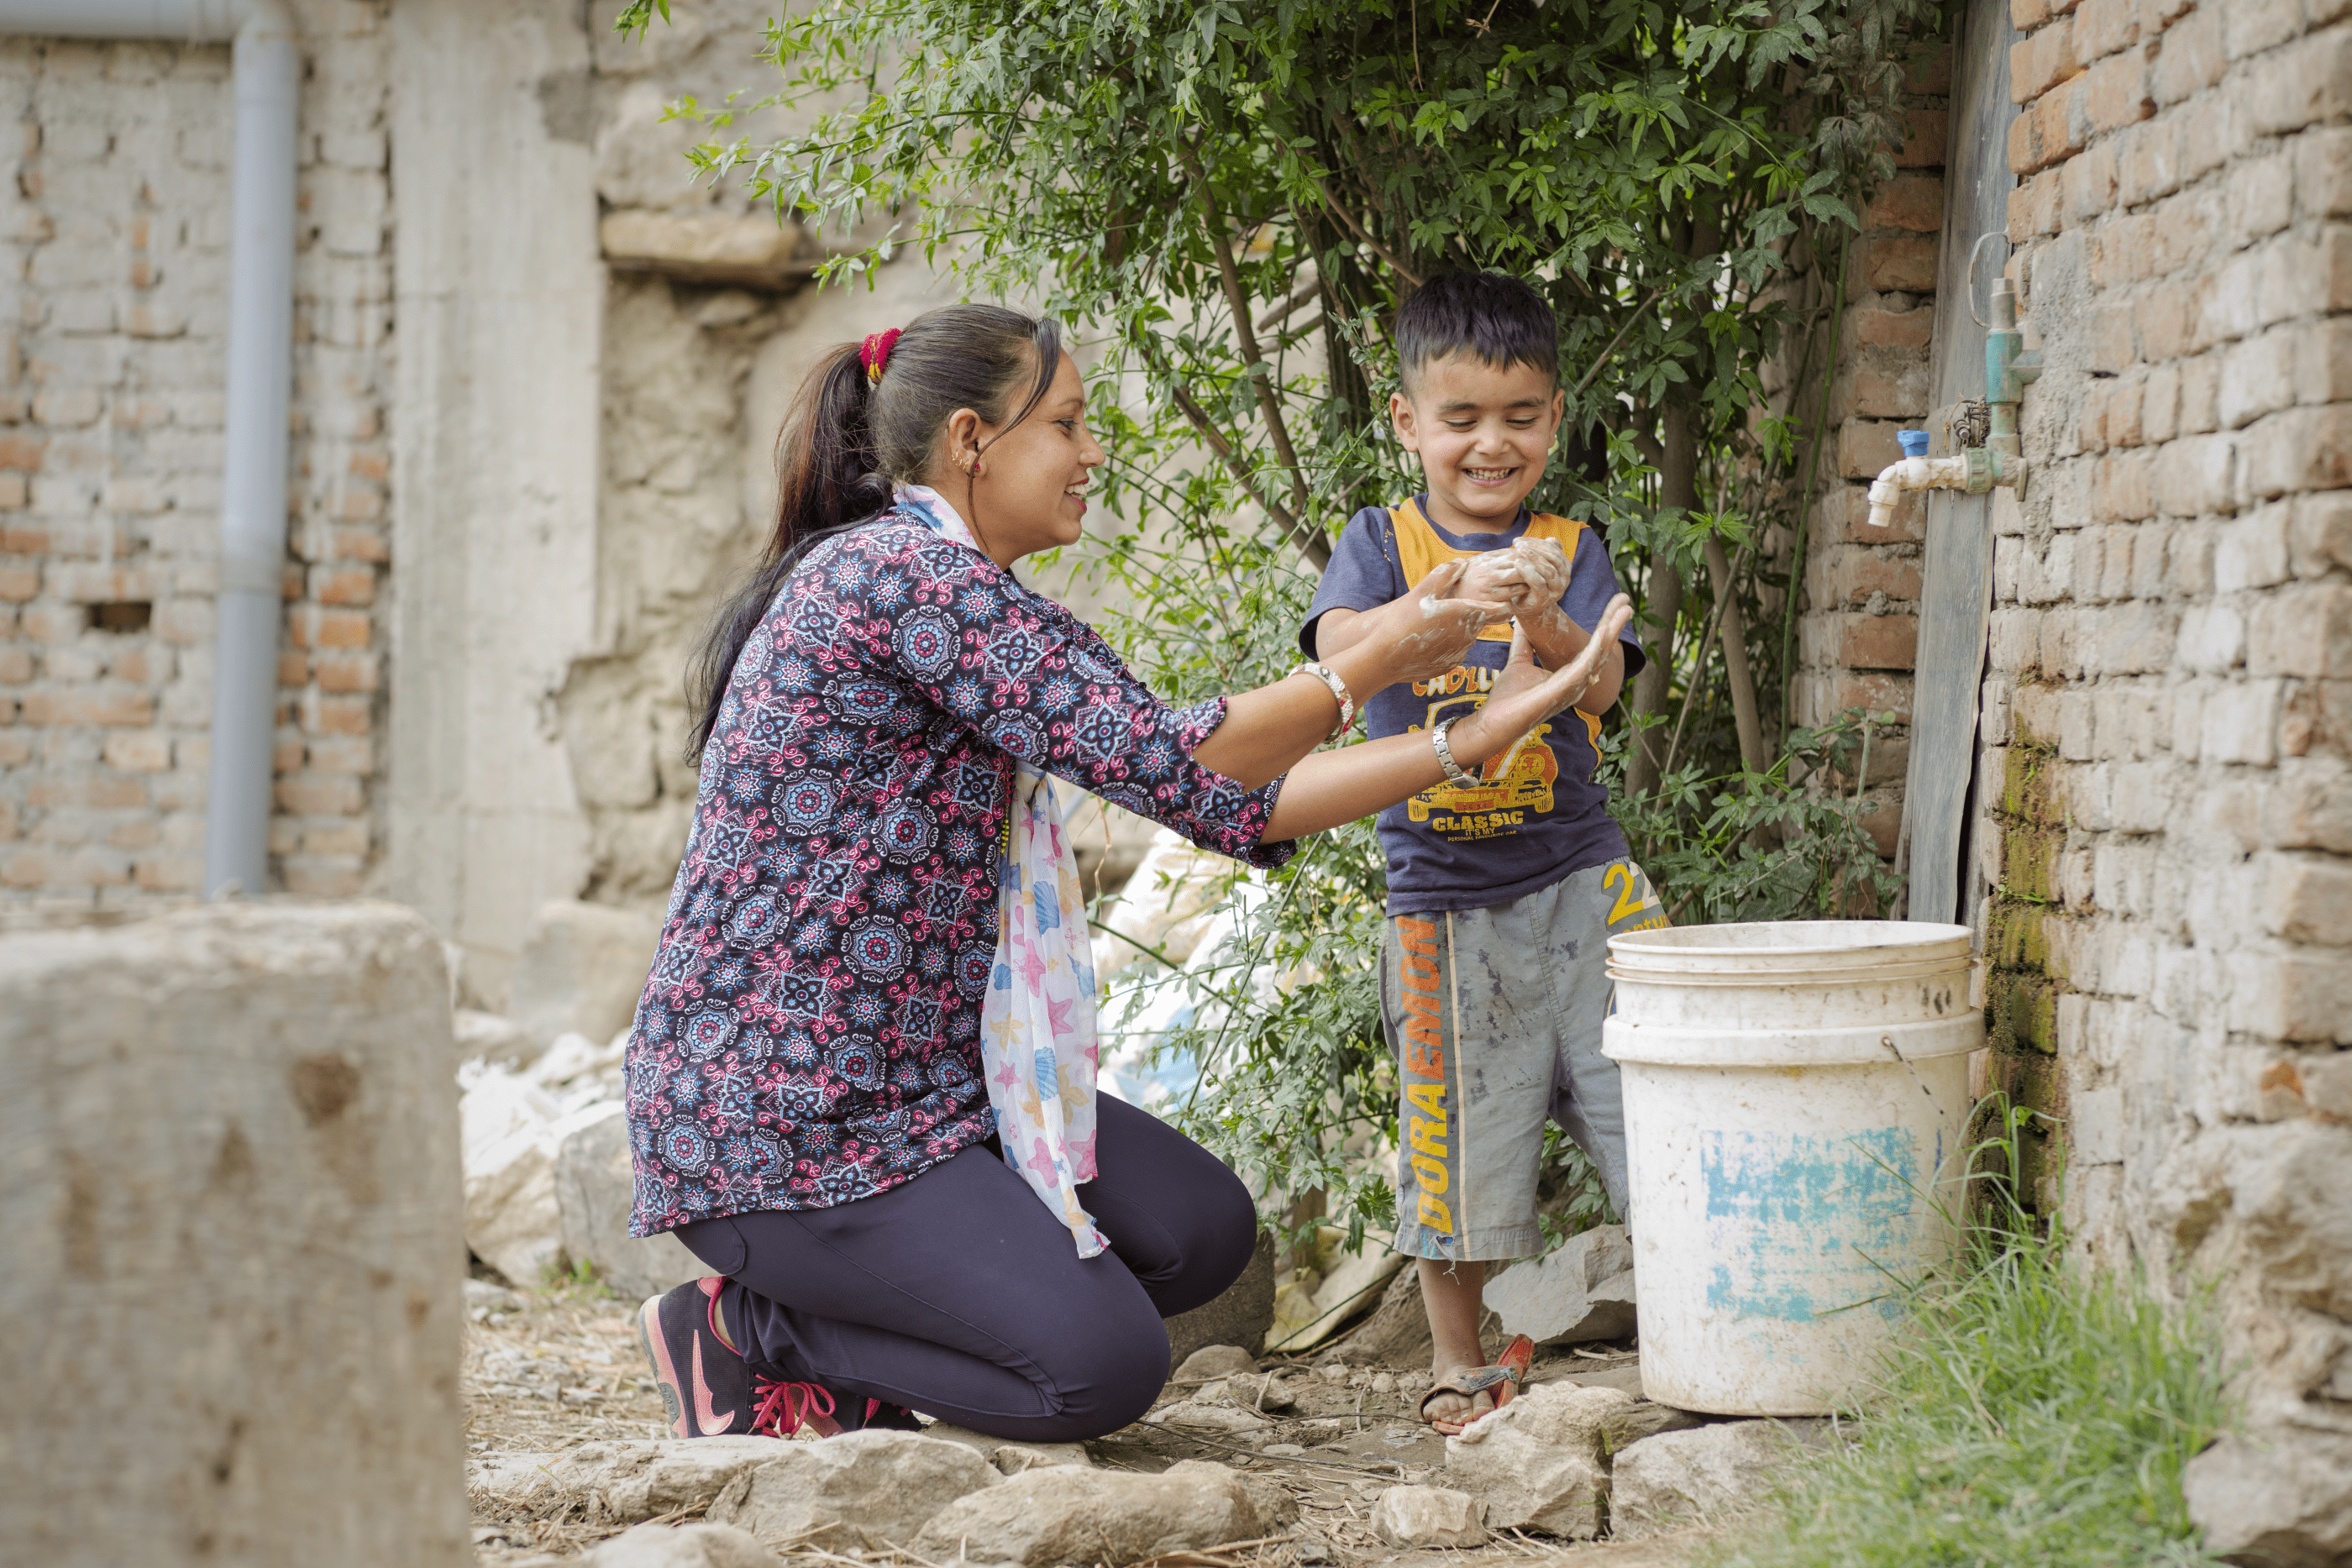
[1452, 595, 1633, 767]
[1356, 559, 1513, 687]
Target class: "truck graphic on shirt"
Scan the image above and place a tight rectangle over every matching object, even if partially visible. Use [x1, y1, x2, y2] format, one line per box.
[1404, 693, 1557, 839]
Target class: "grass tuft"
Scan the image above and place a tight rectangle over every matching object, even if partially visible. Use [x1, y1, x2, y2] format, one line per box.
[1709, 1104, 2232, 1568]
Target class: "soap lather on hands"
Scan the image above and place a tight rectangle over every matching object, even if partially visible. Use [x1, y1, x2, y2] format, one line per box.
[1441, 536, 1572, 621]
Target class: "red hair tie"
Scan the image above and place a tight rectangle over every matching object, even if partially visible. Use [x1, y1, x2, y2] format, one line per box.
[860, 328, 903, 386]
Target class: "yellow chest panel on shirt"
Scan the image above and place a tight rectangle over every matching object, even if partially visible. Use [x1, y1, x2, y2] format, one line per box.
[1389, 497, 1589, 643]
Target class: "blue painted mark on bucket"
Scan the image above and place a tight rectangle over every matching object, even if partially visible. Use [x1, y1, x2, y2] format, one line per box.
[1699, 1127, 1918, 1323]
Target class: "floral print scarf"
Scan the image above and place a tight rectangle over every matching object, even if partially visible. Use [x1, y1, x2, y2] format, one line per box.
[893, 485, 1107, 1257]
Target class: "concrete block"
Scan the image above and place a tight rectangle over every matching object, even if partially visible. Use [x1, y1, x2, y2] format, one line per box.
[2204, 679, 2283, 765]
[0, 902, 467, 1565]
[2223, 331, 2297, 431]
[2215, 503, 2293, 591]
[2250, 27, 2352, 137]
[2013, 15, 2082, 103]
[2250, 585, 2352, 679]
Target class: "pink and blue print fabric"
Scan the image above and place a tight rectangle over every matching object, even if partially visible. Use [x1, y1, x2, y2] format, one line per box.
[624, 506, 1291, 1239]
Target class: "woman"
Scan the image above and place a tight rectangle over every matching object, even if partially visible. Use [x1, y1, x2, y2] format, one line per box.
[628, 303, 1631, 1445]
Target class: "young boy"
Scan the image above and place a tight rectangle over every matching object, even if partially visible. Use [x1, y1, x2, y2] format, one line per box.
[1300, 270, 1663, 1433]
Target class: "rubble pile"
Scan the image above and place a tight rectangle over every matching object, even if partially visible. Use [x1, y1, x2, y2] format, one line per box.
[466, 1268, 1809, 1567]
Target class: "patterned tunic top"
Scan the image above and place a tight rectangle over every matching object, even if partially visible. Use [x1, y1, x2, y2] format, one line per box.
[627, 511, 1293, 1236]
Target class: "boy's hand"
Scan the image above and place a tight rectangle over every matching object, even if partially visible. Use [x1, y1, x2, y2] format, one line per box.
[1455, 539, 1570, 618]
[1509, 538, 1571, 611]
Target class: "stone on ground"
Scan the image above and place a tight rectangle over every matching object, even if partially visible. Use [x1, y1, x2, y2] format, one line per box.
[1156, 1399, 1273, 1436]
[456, 1007, 537, 1069]
[1609, 1419, 1800, 1540]
[471, 1438, 788, 1522]
[706, 1429, 1000, 1546]
[1166, 1231, 1275, 1368]
[2183, 1429, 2352, 1568]
[512, 899, 659, 1049]
[1483, 1225, 1638, 1345]
[1442, 1381, 1637, 1538]
[554, 1101, 706, 1300]
[910, 1458, 1290, 1567]
[578, 1522, 780, 1568]
[920, 1424, 1093, 1473]
[465, 1119, 565, 1287]
[1372, 1485, 1489, 1550]
[0, 901, 469, 1566]
[1173, 1343, 1257, 1382]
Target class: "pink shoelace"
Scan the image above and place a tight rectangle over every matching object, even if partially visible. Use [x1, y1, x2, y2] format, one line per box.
[751, 1377, 839, 1438]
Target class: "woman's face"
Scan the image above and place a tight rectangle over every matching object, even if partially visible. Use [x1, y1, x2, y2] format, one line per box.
[937, 350, 1104, 569]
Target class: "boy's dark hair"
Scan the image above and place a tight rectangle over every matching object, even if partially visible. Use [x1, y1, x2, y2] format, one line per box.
[1394, 271, 1558, 395]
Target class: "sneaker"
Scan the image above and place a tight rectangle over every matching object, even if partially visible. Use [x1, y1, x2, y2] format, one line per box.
[638, 1276, 925, 1440]
[746, 1377, 924, 1437]
[637, 1277, 756, 1438]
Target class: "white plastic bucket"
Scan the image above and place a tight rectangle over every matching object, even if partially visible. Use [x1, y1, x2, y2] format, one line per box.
[1602, 920, 1980, 1415]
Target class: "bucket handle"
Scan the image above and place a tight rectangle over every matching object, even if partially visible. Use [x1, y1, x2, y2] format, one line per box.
[1882, 1034, 1950, 1120]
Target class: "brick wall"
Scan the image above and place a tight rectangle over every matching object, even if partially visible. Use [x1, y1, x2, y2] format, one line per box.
[1779, 52, 1952, 859]
[1991, 0, 2352, 1547]
[0, 4, 393, 910]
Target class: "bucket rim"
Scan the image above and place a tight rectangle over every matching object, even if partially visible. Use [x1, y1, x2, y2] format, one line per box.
[1606, 919, 1973, 962]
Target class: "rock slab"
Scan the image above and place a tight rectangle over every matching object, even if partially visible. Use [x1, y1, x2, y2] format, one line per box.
[1173, 1344, 1257, 1382]
[911, 1458, 1289, 1566]
[1483, 1225, 1638, 1345]
[706, 1430, 1000, 1546]
[1166, 1231, 1275, 1369]
[512, 899, 659, 1049]
[1442, 1381, 1636, 1539]
[1609, 1419, 1800, 1540]
[471, 1439, 786, 1522]
[921, 1424, 1093, 1473]
[554, 1102, 706, 1301]
[0, 902, 470, 1566]
[580, 1522, 780, 1568]
[2184, 1429, 2352, 1568]
[1372, 1486, 1489, 1550]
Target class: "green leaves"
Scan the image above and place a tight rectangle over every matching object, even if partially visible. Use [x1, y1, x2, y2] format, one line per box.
[624, 0, 1939, 1240]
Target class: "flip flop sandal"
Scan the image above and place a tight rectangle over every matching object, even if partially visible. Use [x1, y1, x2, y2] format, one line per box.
[1419, 1333, 1535, 1436]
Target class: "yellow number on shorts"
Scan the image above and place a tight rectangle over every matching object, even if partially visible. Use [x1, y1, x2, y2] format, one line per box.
[1604, 862, 1645, 925]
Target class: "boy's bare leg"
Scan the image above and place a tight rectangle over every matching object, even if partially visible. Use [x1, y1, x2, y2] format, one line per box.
[1419, 1257, 1490, 1426]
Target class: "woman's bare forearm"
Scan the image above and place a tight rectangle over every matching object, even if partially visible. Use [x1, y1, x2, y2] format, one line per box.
[1190, 638, 1402, 790]
[1259, 732, 1452, 841]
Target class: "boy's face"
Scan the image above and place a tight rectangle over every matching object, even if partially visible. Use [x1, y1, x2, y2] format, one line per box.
[1390, 353, 1565, 531]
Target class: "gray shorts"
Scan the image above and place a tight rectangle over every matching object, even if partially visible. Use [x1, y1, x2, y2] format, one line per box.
[1383, 857, 1666, 1262]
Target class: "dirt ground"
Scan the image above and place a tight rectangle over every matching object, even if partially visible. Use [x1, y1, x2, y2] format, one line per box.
[462, 1281, 1711, 1568]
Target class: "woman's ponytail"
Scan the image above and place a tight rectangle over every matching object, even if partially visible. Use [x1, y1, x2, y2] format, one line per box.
[687, 304, 1061, 759]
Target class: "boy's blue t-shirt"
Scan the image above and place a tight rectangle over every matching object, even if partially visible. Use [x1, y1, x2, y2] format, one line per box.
[1300, 496, 1646, 916]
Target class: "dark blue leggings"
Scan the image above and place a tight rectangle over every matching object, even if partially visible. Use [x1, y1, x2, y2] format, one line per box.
[675, 1095, 1257, 1443]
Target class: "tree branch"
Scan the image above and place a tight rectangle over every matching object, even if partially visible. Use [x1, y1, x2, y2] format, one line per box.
[1182, 149, 1315, 534]
[1157, 359, 1332, 571]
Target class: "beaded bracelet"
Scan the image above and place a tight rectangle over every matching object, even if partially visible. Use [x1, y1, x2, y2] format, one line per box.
[1289, 661, 1356, 742]
[1431, 716, 1475, 785]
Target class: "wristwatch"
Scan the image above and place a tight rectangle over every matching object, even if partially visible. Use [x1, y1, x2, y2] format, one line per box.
[1431, 716, 1474, 785]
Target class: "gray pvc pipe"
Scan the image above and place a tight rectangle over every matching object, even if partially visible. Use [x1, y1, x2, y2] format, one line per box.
[0, 1, 297, 898]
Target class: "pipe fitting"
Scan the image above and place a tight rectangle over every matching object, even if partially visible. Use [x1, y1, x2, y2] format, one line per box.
[1864, 454, 1971, 530]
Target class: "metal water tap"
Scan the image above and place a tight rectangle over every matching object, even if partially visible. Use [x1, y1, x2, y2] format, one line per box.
[1864, 270, 2042, 529]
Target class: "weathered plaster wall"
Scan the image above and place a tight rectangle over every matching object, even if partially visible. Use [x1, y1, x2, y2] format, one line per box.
[1990, 0, 2352, 1555]
[0, 5, 396, 910]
